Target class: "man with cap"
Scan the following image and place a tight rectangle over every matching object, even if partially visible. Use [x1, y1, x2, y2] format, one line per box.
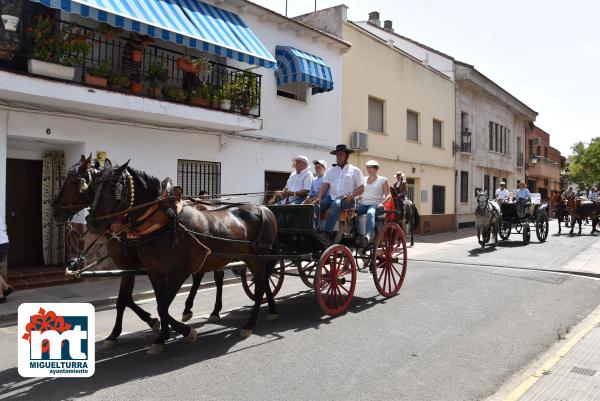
[305, 159, 329, 204]
[314, 144, 364, 242]
[270, 155, 313, 205]
[495, 181, 509, 202]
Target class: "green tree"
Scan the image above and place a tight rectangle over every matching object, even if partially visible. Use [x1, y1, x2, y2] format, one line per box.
[569, 137, 600, 189]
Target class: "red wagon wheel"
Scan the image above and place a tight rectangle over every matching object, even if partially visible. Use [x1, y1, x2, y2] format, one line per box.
[315, 245, 357, 316]
[372, 222, 408, 297]
[297, 260, 317, 289]
[241, 259, 286, 304]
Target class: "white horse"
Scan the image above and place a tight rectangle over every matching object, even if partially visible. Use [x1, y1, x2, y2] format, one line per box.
[474, 190, 501, 247]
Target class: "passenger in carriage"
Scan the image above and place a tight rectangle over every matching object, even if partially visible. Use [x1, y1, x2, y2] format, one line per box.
[269, 155, 313, 205]
[494, 182, 510, 202]
[356, 160, 392, 243]
[515, 181, 531, 217]
[314, 144, 364, 242]
[304, 159, 329, 204]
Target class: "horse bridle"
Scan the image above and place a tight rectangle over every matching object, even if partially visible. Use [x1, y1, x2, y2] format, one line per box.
[89, 169, 136, 223]
[53, 166, 96, 217]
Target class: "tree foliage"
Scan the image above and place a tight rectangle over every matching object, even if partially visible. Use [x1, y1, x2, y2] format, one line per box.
[569, 137, 600, 189]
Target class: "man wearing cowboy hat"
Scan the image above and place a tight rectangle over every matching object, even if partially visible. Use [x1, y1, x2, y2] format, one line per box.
[392, 171, 408, 198]
[495, 181, 509, 202]
[314, 144, 364, 241]
[270, 155, 313, 205]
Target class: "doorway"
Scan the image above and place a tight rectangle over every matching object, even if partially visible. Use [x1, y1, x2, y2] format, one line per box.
[264, 171, 290, 204]
[5, 158, 44, 267]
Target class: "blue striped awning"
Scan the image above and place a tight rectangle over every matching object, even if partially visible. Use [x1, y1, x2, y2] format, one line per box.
[30, 0, 276, 69]
[275, 46, 333, 93]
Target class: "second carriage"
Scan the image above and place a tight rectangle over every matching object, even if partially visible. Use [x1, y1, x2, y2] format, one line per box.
[240, 204, 409, 316]
[498, 193, 549, 244]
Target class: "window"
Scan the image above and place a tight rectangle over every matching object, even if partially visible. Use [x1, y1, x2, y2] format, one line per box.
[499, 126, 503, 154]
[544, 147, 548, 158]
[489, 121, 510, 155]
[493, 177, 498, 191]
[407, 110, 419, 141]
[368, 97, 384, 132]
[484, 174, 490, 195]
[495, 124, 499, 152]
[432, 186, 446, 214]
[489, 122, 493, 151]
[277, 82, 308, 102]
[461, 112, 468, 132]
[177, 159, 221, 197]
[407, 178, 415, 203]
[460, 171, 469, 203]
[433, 119, 443, 147]
[502, 178, 507, 187]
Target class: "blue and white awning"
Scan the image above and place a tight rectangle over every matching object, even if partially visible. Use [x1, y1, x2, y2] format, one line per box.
[275, 46, 333, 93]
[30, 0, 276, 69]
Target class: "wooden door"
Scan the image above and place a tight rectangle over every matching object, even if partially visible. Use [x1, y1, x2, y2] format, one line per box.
[264, 171, 291, 204]
[5, 159, 44, 267]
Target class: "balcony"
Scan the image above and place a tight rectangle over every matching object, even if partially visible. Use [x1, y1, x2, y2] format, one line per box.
[527, 155, 561, 179]
[0, 9, 262, 118]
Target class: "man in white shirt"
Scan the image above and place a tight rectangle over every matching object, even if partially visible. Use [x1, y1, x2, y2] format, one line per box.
[314, 144, 364, 240]
[495, 182, 510, 202]
[270, 155, 313, 205]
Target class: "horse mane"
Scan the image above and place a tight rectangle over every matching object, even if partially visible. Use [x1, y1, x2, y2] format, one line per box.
[128, 167, 161, 195]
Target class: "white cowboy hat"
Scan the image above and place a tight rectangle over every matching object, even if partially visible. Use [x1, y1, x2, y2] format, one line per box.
[500, 181, 506, 186]
[395, 171, 405, 177]
[313, 159, 328, 169]
[292, 155, 309, 164]
[365, 160, 379, 167]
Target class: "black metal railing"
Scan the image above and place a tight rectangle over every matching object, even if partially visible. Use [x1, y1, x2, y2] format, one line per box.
[0, 7, 262, 117]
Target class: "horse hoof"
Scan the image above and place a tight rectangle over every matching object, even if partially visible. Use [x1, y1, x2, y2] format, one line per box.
[239, 329, 253, 338]
[149, 318, 160, 334]
[184, 328, 198, 343]
[207, 314, 220, 323]
[266, 313, 279, 321]
[181, 312, 193, 322]
[102, 339, 118, 350]
[147, 344, 165, 355]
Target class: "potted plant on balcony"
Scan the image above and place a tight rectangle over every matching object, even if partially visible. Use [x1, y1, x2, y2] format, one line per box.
[218, 82, 235, 111]
[145, 60, 167, 97]
[97, 23, 123, 41]
[108, 72, 129, 91]
[236, 72, 260, 115]
[84, 60, 111, 88]
[27, 16, 92, 81]
[163, 86, 187, 103]
[176, 55, 211, 74]
[1, 0, 21, 32]
[188, 82, 214, 107]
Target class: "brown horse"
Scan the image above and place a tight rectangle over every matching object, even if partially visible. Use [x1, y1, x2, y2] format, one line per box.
[85, 160, 278, 354]
[565, 194, 599, 235]
[389, 186, 420, 246]
[551, 193, 570, 234]
[54, 155, 224, 350]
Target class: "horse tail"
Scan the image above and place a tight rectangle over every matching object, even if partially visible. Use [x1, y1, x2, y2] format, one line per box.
[412, 204, 420, 228]
[256, 205, 278, 252]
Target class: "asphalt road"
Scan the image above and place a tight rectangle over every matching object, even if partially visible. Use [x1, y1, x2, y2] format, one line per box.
[1, 221, 599, 401]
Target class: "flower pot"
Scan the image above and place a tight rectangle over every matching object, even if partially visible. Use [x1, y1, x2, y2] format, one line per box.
[84, 74, 108, 88]
[147, 87, 161, 97]
[176, 58, 200, 74]
[132, 49, 143, 63]
[1, 15, 19, 32]
[240, 107, 250, 115]
[219, 99, 231, 111]
[27, 59, 75, 81]
[130, 82, 144, 94]
[190, 97, 211, 107]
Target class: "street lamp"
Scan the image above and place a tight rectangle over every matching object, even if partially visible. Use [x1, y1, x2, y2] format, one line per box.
[531, 155, 539, 165]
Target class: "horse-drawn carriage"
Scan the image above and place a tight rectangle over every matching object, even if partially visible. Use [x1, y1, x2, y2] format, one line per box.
[498, 193, 549, 244]
[240, 204, 408, 316]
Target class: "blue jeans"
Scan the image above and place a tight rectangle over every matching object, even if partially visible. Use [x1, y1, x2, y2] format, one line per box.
[356, 204, 383, 236]
[320, 195, 355, 233]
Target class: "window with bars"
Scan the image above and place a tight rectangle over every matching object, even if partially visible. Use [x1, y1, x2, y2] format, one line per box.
[489, 121, 510, 154]
[406, 178, 416, 203]
[460, 171, 469, 203]
[177, 159, 221, 197]
[432, 185, 445, 214]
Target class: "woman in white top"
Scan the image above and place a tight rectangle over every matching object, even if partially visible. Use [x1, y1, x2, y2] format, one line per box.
[0, 216, 14, 303]
[356, 160, 391, 242]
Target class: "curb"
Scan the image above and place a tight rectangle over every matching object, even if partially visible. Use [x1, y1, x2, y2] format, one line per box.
[0, 275, 242, 327]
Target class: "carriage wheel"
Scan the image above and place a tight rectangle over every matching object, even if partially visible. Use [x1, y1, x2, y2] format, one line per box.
[372, 223, 408, 297]
[241, 260, 286, 304]
[297, 260, 317, 289]
[536, 214, 549, 242]
[523, 225, 531, 244]
[499, 223, 511, 240]
[315, 245, 357, 316]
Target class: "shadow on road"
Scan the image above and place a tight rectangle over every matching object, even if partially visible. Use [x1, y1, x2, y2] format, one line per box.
[468, 245, 498, 257]
[0, 290, 388, 401]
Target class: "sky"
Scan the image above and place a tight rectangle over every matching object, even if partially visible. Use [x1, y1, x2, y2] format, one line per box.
[250, 0, 600, 156]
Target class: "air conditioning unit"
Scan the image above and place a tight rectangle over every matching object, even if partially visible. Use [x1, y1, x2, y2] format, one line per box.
[351, 131, 369, 151]
[531, 137, 541, 146]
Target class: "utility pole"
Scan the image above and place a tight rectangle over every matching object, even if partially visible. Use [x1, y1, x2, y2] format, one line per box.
[285, 0, 288, 16]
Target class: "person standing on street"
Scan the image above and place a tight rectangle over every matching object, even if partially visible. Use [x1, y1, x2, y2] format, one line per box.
[0, 215, 14, 303]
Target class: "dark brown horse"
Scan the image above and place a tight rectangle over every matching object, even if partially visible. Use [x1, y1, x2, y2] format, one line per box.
[85, 161, 278, 354]
[551, 193, 570, 234]
[53, 156, 224, 350]
[565, 194, 598, 235]
[389, 186, 420, 246]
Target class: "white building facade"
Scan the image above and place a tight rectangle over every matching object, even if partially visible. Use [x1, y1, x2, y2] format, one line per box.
[0, 0, 349, 269]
